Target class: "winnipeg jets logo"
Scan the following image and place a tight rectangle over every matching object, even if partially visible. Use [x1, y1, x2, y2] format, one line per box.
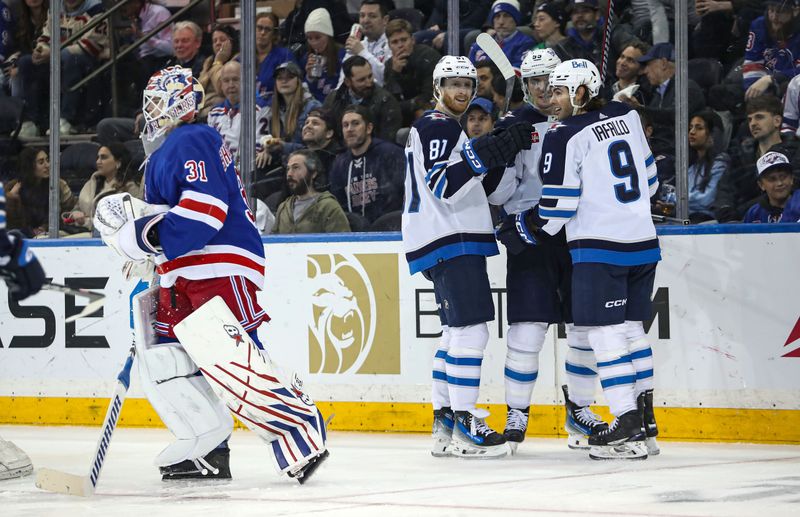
[426, 112, 447, 121]
[224, 324, 245, 346]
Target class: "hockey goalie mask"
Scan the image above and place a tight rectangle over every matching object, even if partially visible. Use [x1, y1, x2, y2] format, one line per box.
[141, 66, 205, 155]
[548, 59, 601, 115]
[432, 56, 477, 118]
[521, 48, 561, 108]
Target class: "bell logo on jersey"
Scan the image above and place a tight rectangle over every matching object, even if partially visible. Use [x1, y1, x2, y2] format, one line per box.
[307, 253, 400, 374]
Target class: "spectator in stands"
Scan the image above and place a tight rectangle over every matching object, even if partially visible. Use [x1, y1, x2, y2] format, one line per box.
[17, 0, 108, 136]
[687, 111, 729, 223]
[627, 42, 706, 156]
[532, 2, 567, 50]
[475, 59, 499, 99]
[609, 40, 650, 104]
[342, 0, 392, 87]
[65, 143, 141, 232]
[743, 0, 800, 100]
[5, 148, 74, 236]
[328, 105, 404, 224]
[552, 0, 603, 66]
[463, 97, 496, 138]
[255, 12, 296, 98]
[744, 150, 800, 222]
[491, 73, 524, 113]
[415, 0, 491, 55]
[301, 107, 342, 176]
[198, 24, 239, 120]
[303, 8, 346, 103]
[468, 0, 534, 68]
[273, 149, 350, 234]
[8, 0, 48, 102]
[255, 61, 322, 168]
[781, 71, 800, 134]
[637, 108, 676, 217]
[323, 55, 401, 142]
[282, 0, 351, 48]
[715, 95, 799, 222]
[383, 19, 440, 127]
[0, 1, 15, 94]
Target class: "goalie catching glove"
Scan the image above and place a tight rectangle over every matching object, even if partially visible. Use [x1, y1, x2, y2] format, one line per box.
[461, 122, 533, 174]
[93, 194, 169, 261]
[495, 209, 542, 255]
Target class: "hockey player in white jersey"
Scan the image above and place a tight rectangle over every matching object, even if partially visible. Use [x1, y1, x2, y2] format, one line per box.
[93, 67, 328, 482]
[402, 55, 532, 458]
[487, 49, 608, 452]
[516, 59, 660, 459]
[0, 181, 44, 479]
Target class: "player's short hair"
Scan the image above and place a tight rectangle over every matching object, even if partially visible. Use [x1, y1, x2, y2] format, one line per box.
[746, 94, 783, 117]
[385, 19, 413, 38]
[342, 104, 373, 126]
[343, 55, 371, 78]
[360, 0, 389, 17]
[173, 21, 202, 41]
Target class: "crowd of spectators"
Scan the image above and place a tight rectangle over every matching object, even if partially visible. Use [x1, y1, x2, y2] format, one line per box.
[2, 0, 800, 237]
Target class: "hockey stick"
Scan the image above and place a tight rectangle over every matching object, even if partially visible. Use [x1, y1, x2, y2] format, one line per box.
[599, 0, 615, 84]
[39, 282, 106, 323]
[476, 33, 516, 116]
[35, 345, 135, 497]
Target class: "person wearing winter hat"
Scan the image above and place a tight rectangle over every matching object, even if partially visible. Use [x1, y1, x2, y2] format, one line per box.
[532, 2, 567, 49]
[467, 0, 534, 67]
[303, 8, 347, 102]
[551, 0, 604, 66]
[255, 12, 298, 98]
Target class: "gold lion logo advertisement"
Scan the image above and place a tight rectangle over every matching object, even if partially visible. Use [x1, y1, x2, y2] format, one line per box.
[307, 253, 400, 374]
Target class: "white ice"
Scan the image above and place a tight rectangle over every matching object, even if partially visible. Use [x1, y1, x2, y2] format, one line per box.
[1, 425, 799, 516]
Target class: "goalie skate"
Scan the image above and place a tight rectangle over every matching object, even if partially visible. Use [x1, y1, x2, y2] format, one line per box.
[450, 410, 509, 459]
[588, 411, 648, 460]
[562, 385, 608, 450]
[0, 439, 33, 480]
[160, 447, 231, 480]
[431, 407, 454, 457]
[638, 390, 660, 456]
[288, 450, 330, 485]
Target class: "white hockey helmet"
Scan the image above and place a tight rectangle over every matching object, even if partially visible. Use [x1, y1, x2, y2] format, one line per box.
[432, 55, 477, 110]
[548, 59, 602, 110]
[520, 48, 562, 105]
[141, 66, 205, 155]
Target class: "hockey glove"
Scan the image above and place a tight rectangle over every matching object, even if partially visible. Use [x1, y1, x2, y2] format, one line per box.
[495, 212, 539, 255]
[0, 230, 46, 302]
[94, 194, 166, 261]
[461, 122, 533, 174]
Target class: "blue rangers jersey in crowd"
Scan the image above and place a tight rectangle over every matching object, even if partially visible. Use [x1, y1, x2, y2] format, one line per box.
[744, 190, 800, 223]
[531, 102, 661, 265]
[487, 104, 551, 214]
[144, 124, 265, 288]
[0, 181, 7, 250]
[402, 110, 499, 275]
[743, 16, 800, 90]
[468, 30, 534, 68]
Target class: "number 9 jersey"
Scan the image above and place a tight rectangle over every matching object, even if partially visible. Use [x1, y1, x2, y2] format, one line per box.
[534, 102, 661, 266]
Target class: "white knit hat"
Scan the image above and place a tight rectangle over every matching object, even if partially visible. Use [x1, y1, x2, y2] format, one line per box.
[305, 8, 334, 37]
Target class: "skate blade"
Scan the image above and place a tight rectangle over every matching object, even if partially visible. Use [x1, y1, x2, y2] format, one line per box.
[431, 438, 452, 457]
[449, 437, 509, 459]
[645, 437, 660, 456]
[567, 433, 589, 450]
[507, 441, 520, 455]
[290, 450, 329, 485]
[588, 441, 648, 460]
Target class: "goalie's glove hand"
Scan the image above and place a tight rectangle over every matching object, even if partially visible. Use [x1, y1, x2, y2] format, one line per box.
[461, 122, 532, 174]
[0, 230, 45, 301]
[494, 211, 539, 255]
[94, 194, 165, 261]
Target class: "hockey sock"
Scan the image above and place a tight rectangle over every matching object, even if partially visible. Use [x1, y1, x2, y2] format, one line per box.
[504, 322, 547, 409]
[565, 324, 598, 407]
[432, 326, 451, 410]
[587, 324, 638, 416]
[445, 323, 489, 412]
[625, 320, 654, 395]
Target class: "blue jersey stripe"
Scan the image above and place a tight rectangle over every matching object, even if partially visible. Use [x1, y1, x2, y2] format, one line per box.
[645, 154, 655, 167]
[445, 355, 482, 366]
[432, 370, 447, 381]
[407, 240, 499, 274]
[630, 348, 653, 360]
[597, 354, 633, 368]
[446, 375, 481, 387]
[636, 368, 654, 380]
[504, 367, 538, 382]
[539, 208, 576, 219]
[565, 362, 596, 376]
[434, 350, 448, 360]
[570, 247, 662, 266]
[648, 175, 658, 186]
[600, 374, 637, 388]
[542, 187, 581, 197]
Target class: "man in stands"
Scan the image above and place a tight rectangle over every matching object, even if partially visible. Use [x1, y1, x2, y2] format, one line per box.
[342, 0, 392, 87]
[463, 97, 496, 139]
[552, 0, 603, 65]
[475, 60, 499, 100]
[608, 40, 650, 104]
[301, 107, 342, 177]
[468, 0, 534, 68]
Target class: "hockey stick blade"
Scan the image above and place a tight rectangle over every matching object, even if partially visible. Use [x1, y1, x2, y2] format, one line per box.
[35, 347, 135, 497]
[475, 33, 516, 115]
[65, 298, 106, 323]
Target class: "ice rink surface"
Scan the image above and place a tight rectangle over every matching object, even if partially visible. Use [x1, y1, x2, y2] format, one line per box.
[1, 425, 799, 517]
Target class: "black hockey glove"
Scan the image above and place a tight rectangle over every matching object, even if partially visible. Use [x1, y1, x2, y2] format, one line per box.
[461, 123, 533, 174]
[494, 212, 540, 255]
[1, 230, 46, 302]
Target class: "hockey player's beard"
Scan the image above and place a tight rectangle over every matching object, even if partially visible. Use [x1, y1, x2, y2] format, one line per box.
[441, 93, 470, 118]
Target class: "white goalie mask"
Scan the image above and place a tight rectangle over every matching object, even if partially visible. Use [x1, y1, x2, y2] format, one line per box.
[520, 48, 561, 106]
[140, 66, 205, 155]
[548, 59, 602, 113]
[432, 55, 477, 117]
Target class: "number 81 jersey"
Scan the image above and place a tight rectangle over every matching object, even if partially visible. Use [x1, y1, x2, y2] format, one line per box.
[535, 102, 661, 266]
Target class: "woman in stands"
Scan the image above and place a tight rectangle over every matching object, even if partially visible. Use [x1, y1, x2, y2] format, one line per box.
[255, 61, 322, 168]
[67, 143, 141, 233]
[199, 24, 239, 120]
[687, 111, 730, 223]
[302, 8, 346, 102]
[5, 148, 75, 237]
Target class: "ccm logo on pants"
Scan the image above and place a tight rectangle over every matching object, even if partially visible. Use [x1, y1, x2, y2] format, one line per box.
[604, 298, 627, 308]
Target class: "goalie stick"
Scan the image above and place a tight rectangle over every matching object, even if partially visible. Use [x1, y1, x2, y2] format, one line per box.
[476, 33, 516, 116]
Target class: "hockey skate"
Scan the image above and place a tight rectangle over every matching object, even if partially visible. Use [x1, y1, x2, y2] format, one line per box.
[450, 409, 509, 459]
[562, 385, 608, 450]
[431, 407, 454, 457]
[0, 439, 33, 480]
[160, 447, 232, 480]
[503, 406, 529, 455]
[288, 450, 330, 485]
[588, 411, 648, 460]
[638, 390, 660, 456]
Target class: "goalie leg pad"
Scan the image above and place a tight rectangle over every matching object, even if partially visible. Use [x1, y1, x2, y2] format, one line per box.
[174, 297, 327, 475]
[138, 342, 234, 467]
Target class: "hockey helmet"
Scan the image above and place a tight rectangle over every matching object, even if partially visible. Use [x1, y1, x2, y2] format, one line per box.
[432, 55, 477, 111]
[520, 48, 562, 105]
[141, 66, 205, 155]
[548, 59, 601, 110]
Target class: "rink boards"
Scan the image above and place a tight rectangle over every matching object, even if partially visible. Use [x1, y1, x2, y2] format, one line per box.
[0, 225, 799, 444]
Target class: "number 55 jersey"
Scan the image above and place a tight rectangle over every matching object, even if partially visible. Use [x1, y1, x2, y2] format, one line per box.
[143, 123, 265, 288]
[534, 102, 661, 266]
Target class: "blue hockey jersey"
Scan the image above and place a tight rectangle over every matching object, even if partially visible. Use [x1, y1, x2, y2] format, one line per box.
[468, 30, 534, 68]
[744, 191, 800, 223]
[144, 124, 265, 288]
[743, 16, 800, 90]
